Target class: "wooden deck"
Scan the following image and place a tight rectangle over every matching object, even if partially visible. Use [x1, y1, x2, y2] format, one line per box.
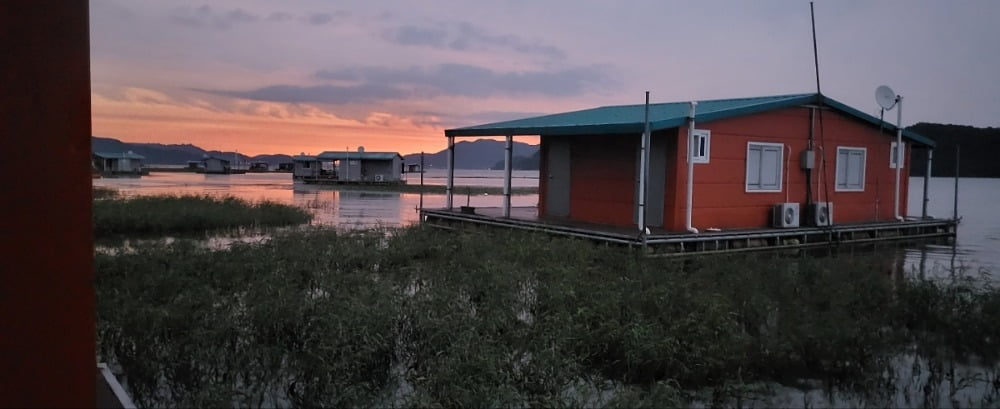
[420, 207, 958, 256]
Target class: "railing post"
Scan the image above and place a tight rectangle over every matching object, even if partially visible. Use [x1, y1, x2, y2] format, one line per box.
[503, 135, 513, 218]
[446, 136, 455, 210]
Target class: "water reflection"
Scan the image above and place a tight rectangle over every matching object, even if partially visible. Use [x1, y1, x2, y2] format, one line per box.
[95, 173, 1000, 272]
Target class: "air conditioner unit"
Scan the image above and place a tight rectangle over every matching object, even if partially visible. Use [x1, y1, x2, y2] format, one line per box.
[772, 203, 800, 228]
[808, 202, 834, 227]
[374, 174, 384, 182]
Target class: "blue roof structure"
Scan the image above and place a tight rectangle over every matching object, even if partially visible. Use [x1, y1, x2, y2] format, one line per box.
[445, 93, 935, 147]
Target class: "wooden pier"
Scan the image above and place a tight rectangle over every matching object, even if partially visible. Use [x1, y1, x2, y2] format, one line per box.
[421, 207, 957, 256]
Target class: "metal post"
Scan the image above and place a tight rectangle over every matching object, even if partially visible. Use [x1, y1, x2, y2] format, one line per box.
[893, 96, 903, 221]
[638, 91, 650, 233]
[922, 148, 932, 219]
[685, 101, 698, 233]
[953, 145, 960, 221]
[419, 151, 424, 212]
[503, 135, 513, 218]
[446, 136, 455, 210]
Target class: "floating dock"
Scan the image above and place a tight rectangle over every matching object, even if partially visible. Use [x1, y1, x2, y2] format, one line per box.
[299, 176, 404, 186]
[421, 207, 957, 256]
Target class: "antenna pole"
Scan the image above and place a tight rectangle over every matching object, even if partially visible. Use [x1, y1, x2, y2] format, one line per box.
[810, 2, 821, 95]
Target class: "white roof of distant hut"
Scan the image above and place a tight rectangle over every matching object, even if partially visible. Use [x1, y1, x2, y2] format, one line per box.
[93, 151, 145, 160]
[317, 151, 402, 160]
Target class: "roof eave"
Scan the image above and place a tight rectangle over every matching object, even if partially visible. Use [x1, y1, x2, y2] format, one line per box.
[820, 96, 936, 148]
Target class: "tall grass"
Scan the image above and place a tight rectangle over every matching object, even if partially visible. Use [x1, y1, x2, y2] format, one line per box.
[95, 226, 1000, 407]
[93, 195, 312, 237]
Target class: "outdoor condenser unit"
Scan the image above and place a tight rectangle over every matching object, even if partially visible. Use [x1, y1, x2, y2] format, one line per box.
[808, 202, 834, 227]
[772, 203, 800, 228]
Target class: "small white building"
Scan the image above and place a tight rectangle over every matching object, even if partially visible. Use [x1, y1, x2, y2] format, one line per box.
[92, 151, 146, 176]
[293, 148, 404, 183]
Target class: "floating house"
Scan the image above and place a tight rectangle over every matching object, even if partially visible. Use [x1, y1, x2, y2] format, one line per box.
[201, 155, 247, 174]
[293, 148, 404, 184]
[92, 151, 147, 177]
[248, 161, 270, 172]
[422, 93, 956, 254]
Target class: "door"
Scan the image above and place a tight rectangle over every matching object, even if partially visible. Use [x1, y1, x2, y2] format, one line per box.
[545, 137, 571, 218]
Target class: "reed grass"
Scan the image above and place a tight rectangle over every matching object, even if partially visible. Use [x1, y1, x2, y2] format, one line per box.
[93, 194, 312, 237]
[95, 226, 1000, 407]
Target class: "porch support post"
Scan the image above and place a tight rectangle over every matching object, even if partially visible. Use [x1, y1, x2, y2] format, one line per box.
[637, 91, 650, 233]
[503, 135, 513, 218]
[893, 96, 904, 221]
[922, 148, 932, 218]
[446, 136, 455, 210]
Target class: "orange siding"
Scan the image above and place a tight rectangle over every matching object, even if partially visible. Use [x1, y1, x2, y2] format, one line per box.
[569, 134, 637, 226]
[665, 106, 911, 231]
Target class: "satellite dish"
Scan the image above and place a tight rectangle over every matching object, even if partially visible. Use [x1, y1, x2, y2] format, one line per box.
[875, 85, 897, 110]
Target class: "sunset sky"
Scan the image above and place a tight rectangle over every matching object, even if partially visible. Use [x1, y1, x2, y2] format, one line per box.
[90, 1, 1000, 156]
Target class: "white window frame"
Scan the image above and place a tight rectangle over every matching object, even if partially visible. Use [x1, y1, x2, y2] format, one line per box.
[835, 146, 867, 192]
[745, 142, 784, 193]
[690, 129, 711, 164]
[890, 141, 905, 169]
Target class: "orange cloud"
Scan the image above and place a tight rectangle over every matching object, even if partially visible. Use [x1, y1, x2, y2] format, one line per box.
[91, 87, 452, 156]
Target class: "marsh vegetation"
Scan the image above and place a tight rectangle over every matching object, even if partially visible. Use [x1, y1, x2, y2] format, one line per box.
[95, 224, 1000, 407]
[93, 192, 312, 237]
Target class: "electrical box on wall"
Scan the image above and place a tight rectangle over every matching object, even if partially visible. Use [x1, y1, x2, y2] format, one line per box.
[800, 149, 815, 170]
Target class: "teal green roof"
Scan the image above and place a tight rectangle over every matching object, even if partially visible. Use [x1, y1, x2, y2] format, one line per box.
[445, 93, 935, 147]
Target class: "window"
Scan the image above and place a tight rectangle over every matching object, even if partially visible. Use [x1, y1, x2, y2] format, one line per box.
[745, 142, 783, 192]
[302, 161, 311, 168]
[890, 141, 905, 169]
[836, 147, 866, 191]
[691, 129, 710, 163]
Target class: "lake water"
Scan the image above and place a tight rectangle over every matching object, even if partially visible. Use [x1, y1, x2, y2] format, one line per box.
[94, 172, 999, 274]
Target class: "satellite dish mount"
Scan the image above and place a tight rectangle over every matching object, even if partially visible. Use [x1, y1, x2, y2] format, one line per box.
[875, 84, 905, 222]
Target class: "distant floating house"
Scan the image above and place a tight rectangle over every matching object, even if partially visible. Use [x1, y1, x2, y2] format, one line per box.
[92, 151, 147, 177]
[421, 92, 956, 255]
[293, 148, 404, 184]
[248, 161, 270, 172]
[200, 155, 247, 174]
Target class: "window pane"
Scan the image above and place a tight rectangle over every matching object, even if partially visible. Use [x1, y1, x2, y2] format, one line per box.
[837, 150, 849, 188]
[848, 151, 863, 186]
[760, 147, 779, 188]
[747, 146, 762, 187]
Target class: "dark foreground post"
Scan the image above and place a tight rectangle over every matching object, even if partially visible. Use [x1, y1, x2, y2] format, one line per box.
[0, 1, 96, 406]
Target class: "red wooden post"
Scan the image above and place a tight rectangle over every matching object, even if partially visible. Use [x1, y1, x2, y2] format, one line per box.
[0, 1, 96, 406]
